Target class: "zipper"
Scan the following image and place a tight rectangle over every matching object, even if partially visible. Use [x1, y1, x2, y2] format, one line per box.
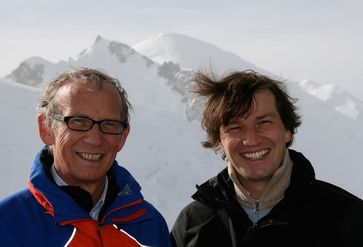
[253, 200, 261, 222]
[98, 221, 104, 247]
[253, 201, 260, 213]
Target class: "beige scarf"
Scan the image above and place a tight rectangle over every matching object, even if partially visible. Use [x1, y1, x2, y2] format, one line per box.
[228, 150, 293, 210]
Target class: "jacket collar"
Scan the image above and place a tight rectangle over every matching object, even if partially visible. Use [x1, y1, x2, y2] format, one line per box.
[229, 150, 293, 210]
[193, 149, 316, 211]
[28, 146, 147, 224]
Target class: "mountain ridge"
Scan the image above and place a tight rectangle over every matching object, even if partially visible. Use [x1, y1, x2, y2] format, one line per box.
[5, 33, 362, 121]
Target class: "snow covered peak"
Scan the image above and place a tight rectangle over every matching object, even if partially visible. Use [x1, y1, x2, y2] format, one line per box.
[300, 80, 342, 101]
[4, 35, 191, 117]
[133, 32, 264, 74]
[5, 56, 63, 87]
[300, 79, 363, 119]
[77, 35, 136, 64]
[76, 35, 110, 58]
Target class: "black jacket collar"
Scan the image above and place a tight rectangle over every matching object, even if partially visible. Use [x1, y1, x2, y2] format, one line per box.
[192, 149, 316, 212]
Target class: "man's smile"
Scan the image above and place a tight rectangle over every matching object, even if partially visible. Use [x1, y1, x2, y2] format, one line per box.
[241, 149, 269, 161]
[76, 152, 103, 161]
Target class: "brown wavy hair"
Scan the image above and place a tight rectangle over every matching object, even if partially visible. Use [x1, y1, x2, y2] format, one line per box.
[193, 70, 301, 154]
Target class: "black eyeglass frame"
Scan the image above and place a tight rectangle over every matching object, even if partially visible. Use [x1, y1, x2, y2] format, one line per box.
[52, 114, 128, 135]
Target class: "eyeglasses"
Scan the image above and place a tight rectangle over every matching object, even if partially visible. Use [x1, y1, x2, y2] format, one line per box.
[52, 114, 128, 135]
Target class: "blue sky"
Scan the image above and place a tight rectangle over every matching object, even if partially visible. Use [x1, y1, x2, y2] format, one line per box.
[1, 0, 362, 99]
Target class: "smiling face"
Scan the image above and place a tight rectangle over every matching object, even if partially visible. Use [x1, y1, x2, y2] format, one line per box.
[220, 90, 291, 196]
[38, 81, 129, 193]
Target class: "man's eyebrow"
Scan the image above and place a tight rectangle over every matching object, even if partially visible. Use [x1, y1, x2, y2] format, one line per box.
[226, 118, 243, 125]
[256, 113, 277, 120]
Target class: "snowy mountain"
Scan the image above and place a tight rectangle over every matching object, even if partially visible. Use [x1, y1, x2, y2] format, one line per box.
[6, 35, 192, 118]
[133, 32, 268, 75]
[133, 33, 363, 121]
[299, 80, 363, 120]
[2, 33, 363, 226]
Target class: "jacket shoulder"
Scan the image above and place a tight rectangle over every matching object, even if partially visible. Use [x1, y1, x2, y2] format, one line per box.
[175, 200, 218, 224]
[0, 189, 35, 212]
[171, 200, 232, 247]
[313, 180, 363, 205]
[312, 180, 363, 246]
[0, 189, 45, 245]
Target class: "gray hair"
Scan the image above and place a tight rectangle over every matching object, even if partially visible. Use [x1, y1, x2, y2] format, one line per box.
[37, 67, 132, 127]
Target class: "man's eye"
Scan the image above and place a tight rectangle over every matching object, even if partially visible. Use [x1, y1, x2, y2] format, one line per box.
[72, 118, 88, 124]
[69, 118, 90, 128]
[103, 121, 122, 130]
[258, 120, 272, 126]
[104, 121, 118, 128]
[226, 126, 241, 132]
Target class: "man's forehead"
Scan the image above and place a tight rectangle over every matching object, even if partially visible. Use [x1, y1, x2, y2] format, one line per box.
[58, 81, 113, 100]
[226, 101, 279, 124]
[63, 81, 100, 93]
[230, 112, 277, 121]
[53, 81, 123, 116]
[54, 82, 103, 106]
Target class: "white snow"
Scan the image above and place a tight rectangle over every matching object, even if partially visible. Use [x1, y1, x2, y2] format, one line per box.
[300, 79, 363, 119]
[300, 80, 337, 101]
[133, 33, 268, 75]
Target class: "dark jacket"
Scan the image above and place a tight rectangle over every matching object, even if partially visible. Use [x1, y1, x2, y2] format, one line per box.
[0, 147, 171, 247]
[171, 149, 363, 247]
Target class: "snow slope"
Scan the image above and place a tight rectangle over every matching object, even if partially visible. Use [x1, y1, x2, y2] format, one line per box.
[6, 36, 189, 117]
[0, 80, 42, 194]
[134, 33, 363, 120]
[299, 80, 363, 120]
[133, 32, 268, 75]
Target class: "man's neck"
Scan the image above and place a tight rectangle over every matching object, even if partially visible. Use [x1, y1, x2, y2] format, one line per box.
[237, 178, 268, 200]
[50, 165, 107, 205]
[228, 150, 293, 209]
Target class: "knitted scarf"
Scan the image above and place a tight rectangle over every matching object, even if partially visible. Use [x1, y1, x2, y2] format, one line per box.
[228, 150, 293, 210]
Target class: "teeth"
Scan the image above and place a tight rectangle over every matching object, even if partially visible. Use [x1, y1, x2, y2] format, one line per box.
[243, 149, 269, 160]
[79, 153, 102, 161]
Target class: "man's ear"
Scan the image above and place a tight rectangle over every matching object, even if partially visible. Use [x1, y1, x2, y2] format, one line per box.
[37, 114, 55, 145]
[117, 125, 130, 152]
[218, 141, 224, 152]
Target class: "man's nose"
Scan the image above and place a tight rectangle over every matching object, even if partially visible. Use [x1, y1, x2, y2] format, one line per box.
[242, 127, 261, 146]
[84, 124, 103, 145]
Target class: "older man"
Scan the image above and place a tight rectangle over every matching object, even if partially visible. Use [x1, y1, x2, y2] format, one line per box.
[0, 68, 170, 246]
[171, 70, 363, 247]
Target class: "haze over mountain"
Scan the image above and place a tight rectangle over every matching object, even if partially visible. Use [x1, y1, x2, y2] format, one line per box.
[133, 33, 363, 122]
[2, 33, 363, 226]
[133, 33, 267, 74]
